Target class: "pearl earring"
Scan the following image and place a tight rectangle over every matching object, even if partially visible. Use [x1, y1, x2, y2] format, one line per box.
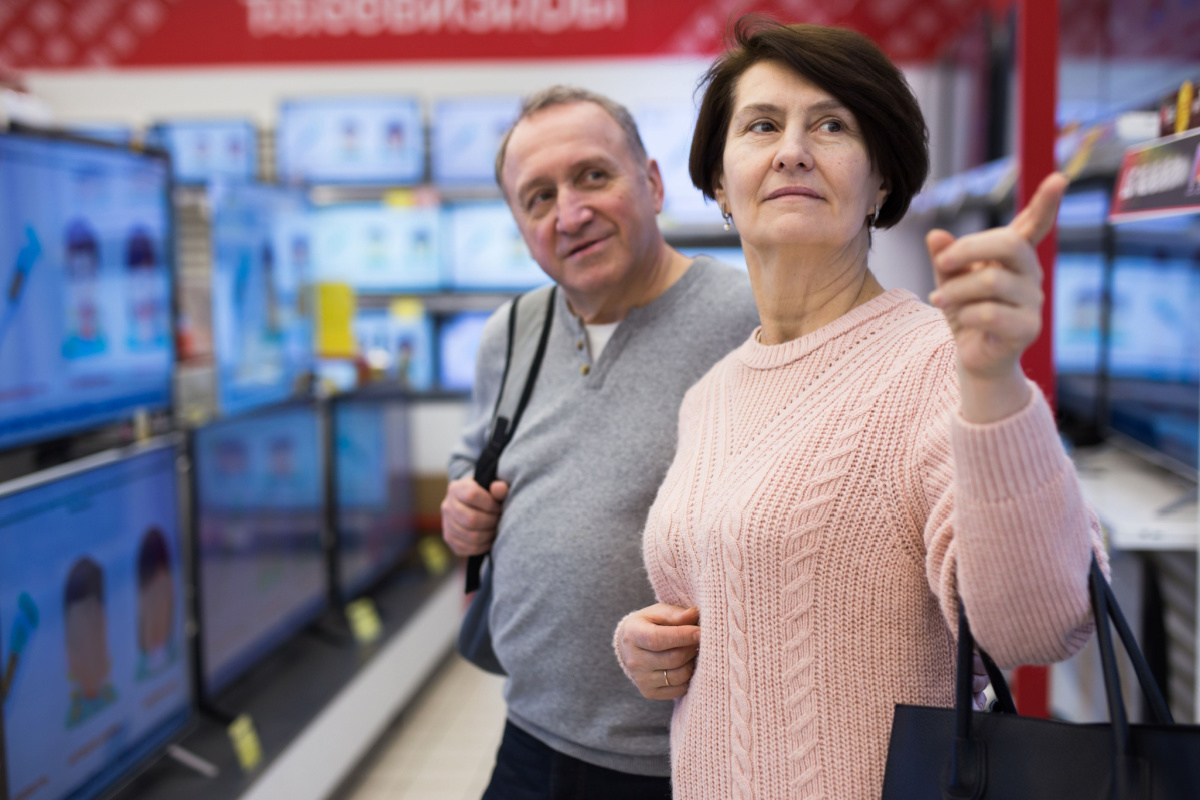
[868, 203, 879, 231]
[721, 205, 732, 232]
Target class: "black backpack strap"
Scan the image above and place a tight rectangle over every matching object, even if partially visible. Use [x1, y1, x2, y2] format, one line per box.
[465, 285, 557, 593]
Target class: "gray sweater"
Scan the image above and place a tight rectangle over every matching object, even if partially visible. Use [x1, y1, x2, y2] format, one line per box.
[449, 257, 760, 776]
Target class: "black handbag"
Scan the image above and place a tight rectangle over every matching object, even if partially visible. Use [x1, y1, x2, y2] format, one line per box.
[881, 554, 1200, 799]
[456, 285, 556, 675]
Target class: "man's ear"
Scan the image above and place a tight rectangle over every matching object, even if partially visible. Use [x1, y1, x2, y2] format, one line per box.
[646, 158, 665, 215]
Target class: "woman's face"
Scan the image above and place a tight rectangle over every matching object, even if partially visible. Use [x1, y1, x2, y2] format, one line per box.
[714, 61, 887, 259]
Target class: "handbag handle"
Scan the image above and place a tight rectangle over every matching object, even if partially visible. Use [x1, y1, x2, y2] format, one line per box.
[945, 553, 1172, 800]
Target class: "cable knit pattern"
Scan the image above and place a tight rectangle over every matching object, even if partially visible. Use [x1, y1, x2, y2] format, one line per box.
[642, 289, 1105, 800]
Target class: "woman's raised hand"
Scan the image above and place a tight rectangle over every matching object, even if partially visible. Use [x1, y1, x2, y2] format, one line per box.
[926, 172, 1068, 422]
[616, 604, 701, 700]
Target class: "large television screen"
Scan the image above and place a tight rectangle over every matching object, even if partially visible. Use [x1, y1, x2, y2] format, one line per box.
[431, 96, 520, 186]
[353, 309, 435, 391]
[67, 124, 134, 147]
[0, 132, 173, 452]
[312, 205, 442, 293]
[632, 102, 714, 226]
[332, 395, 416, 599]
[192, 403, 326, 698]
[277, 97, 424, 185]
[438, 311, 491, 392]
[147, 120, 258, 184]
[209, 180, 313, 418]
[444, 202, 548, 291]
[0, 441, 190, 800]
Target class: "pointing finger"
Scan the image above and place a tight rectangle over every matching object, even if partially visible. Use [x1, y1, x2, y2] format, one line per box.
[1009, 172, 1068, 246]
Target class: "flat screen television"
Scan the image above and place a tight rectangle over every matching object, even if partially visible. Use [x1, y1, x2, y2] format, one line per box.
[276, 97, 424, 185]
[438, 311, 492, 392]
[0, 439, 191, 800]
[67, 124, 134, 147]
[146, 120, 258, 184]
[1105, 242, 1200, 475]
[312, 205, 443, 293]
[1053, 250, 1106, 437]
[0, 131, 173, 452]
[353, 309, 435, 391]
[209, 180, 313, 418]
[191, 402, 327, 699]
[632, 102, 714, 226]
[431, 96, 520, 186]
[444, 201, 548, 291]
[331, 393, 416, 600]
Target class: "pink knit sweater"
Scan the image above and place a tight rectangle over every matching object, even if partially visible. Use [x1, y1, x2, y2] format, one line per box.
[642, 288, 1104, 800]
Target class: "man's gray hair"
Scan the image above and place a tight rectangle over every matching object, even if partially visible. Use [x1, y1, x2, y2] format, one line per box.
[494, 85, 649, 191]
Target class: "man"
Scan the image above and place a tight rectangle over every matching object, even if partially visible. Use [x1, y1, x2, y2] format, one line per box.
[441, 86, 759, 798]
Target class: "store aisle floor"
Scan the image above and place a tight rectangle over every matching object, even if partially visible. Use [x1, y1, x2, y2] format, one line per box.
[337, 654, 506, 800]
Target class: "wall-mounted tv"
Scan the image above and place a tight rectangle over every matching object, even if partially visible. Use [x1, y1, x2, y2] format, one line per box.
[438, 311, 492, 392]
[0, 131, 173, 452]
[444, 201, 547, 291]
[277, 97, 424, 185]
[312, 205, 442, 293]
[146, 120, 258, 184]
[431, 96, 520, 186]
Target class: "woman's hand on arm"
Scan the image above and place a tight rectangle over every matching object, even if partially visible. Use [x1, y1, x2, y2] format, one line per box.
[615, 604, 701, 700]
[926, 172, 1069, 423]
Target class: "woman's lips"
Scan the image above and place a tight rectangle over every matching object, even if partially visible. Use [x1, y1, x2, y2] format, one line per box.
[765, 186, 822, 200]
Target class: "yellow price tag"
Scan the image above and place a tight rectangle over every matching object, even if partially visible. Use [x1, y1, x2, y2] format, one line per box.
[314, 282, 358, 358]
[389, 297, 426, 322]
[346, 598, 383, 646]
[383, 189, 417, 207]
[417, 536, 452, 577]
[227, 714, 263, 773]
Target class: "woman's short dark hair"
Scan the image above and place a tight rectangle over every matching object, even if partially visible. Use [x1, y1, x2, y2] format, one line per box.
[689, 17, 929, 229]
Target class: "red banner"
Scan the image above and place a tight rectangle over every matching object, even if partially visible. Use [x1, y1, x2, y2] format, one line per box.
[0, 0, 994, 70]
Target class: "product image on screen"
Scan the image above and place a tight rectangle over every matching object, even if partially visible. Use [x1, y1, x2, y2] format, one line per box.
[1106, 246, 1200, 472]
[633, 102, 714, 226]
[192, 404, 326, 697]
[431, 96, 520, 186]
[353, 309, 435, 391]
[445, 202, 548, 291]
[438, 311, 491, 392]
[0, 442, 190, 800]
[0, 132, 173, 452]
[68, 125, 134, 147]
[277, 97, 424, 185]
[147, 120, 257, 184]
[333, 398, 416, 599]
[312, 205, 442, 293]
[677, 247, 748, 272]
[209, 180, 313, 418]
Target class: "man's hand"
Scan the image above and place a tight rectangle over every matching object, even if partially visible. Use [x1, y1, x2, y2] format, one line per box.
[441, 476, 509, 557]
[616, 604, 701, 700]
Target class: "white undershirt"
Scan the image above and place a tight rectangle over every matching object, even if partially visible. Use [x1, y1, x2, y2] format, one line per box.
[584, 321, 620, 359]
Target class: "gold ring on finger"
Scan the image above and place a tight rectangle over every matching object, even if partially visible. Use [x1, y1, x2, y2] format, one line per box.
[663, 669, 671, 688]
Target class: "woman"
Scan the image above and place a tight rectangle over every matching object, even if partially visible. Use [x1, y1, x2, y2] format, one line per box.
[615, 19, 1105, 800]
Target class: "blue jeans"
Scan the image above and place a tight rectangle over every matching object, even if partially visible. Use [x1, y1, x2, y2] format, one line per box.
[480, 720, 672, 800]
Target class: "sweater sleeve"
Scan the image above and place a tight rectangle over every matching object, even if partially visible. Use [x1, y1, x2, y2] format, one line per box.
[446, 301, 514, 481]
[916, 346, 1108, 669]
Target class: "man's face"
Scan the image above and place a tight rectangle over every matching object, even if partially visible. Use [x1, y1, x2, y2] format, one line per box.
[500, 102, 665, 305]
[139, 569, 175, 654]
[65, 597, 111, 699]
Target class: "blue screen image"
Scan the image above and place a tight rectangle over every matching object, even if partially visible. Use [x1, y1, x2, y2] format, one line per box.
[146, 121, 257, 184]
[67, 125, 133, 147]
[445, 202, 548, 291]
[0, 443, 190, 800]
[209, 180, 313, 418]
[277, 97, 424, 185]
[1109, 255, 1200, 382]
[353, 310, 435, 391]
[439, 311, 492, 392]
[677, 247, 747, 272]
[0, 133, 173, 452]
[432, 96, 520, 186]
[632, 102, 714, 226]
[334, 399, 416, 599]
[193, 404, 326, 697]
[312, 205, 443, 293]
[1053, 252, 1105, 375]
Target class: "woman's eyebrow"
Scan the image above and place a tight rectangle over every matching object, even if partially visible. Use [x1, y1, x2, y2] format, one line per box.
[733, 99, 850, 119]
